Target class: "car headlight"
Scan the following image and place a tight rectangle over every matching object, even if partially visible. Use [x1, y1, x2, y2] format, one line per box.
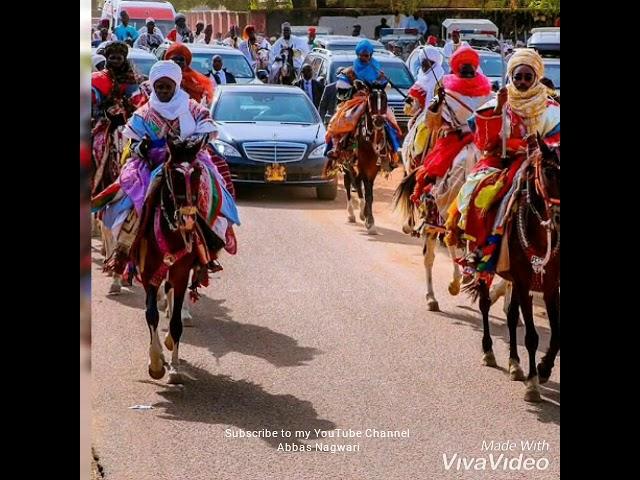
[309, 144, 326, 159]
[211, 140, 241, 157]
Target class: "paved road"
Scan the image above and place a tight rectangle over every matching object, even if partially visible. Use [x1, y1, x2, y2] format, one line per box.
[91, 172, 559, 479]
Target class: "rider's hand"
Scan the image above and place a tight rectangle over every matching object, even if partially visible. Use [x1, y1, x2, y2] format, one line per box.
[377, 70, 386, 80]
[495, 87, 508, 113]
[138, 135, 151, 157]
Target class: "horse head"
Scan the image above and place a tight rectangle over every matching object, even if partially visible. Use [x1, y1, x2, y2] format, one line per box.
[363, 85, 389, 156]
[256, 47, 270, 70]
[163, 134, 207, 232]
[533, 133, 560, 231]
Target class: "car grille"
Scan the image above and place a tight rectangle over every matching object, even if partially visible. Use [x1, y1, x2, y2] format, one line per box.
[389, 102, 410, 125]
[242, 142, 307, 163]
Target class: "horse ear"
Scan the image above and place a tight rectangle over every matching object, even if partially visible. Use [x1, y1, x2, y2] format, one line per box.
[537, 133, 551, 156]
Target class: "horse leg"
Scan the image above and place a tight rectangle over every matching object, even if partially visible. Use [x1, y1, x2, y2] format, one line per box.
[145, 284, 166, 379]
[447, 245, 463, 295]
[423, 233, 440, 311]
[516, 284, 542, 402]
[363, 176, 377, 234]
[165, 267, 190, 384]
[164, 279, 193, 327]
[157, 280, 167, 311]
[356, 174, 365, 221]
[344, 170, 356, 223]
[506, 287, 525, 381]
[479, 281, 497, 367]
[102, 225, 123, 294]
[537, 287, 560, 384]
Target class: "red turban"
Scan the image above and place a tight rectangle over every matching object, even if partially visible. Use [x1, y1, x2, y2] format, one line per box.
[450, 45, 480, 75]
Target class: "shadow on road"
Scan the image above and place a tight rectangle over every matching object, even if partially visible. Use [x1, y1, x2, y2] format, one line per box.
[151, 361, 337, 449]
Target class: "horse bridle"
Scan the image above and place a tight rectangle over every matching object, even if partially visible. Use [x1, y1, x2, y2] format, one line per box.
[161, 161, 198, 233]
[365, 89, 388, 159]
[517, 149, 560, 275]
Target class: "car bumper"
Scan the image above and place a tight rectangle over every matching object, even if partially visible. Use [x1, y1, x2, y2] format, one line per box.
[226, 155, 336, 187]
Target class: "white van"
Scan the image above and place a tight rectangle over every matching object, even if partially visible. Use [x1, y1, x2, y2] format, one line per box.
[441, 18, 500, 51]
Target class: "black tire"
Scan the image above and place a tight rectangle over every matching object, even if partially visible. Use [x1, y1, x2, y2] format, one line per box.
[316, 182, 338, 201]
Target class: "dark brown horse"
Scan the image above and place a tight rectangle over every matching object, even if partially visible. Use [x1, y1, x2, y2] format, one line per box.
[472, 136, 560, 403]
[130, 135, 223, 383]
[343, 85, 395, 234]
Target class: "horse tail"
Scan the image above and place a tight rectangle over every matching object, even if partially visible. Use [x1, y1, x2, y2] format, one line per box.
[392, 168, 418, 224]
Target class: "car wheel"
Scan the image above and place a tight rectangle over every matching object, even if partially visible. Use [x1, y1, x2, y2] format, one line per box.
[316, 182, 337, 201]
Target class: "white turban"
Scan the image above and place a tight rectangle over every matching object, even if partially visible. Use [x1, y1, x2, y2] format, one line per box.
[91, 54, 106, 70]
[419, 45, 443, 67]
[281, 22, 291, 31]
[149, 60, 182, 87]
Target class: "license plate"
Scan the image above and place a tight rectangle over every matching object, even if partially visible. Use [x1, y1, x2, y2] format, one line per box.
[265, 163, 286, 182]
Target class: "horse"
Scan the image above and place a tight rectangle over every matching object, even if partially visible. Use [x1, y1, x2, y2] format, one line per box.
[393, 134, 481, 310]
[254, 47, 271, 74]
[470, 136, 560, 403]
[270, 46, 297, 85]
[339, 84, 395, 235]
[130, 135, 225, 383]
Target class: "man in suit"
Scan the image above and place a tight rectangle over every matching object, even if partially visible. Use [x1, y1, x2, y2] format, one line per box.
[295, 64, 323, 108]
[209, 55, 237, 86]
[318, 67, 346, 125]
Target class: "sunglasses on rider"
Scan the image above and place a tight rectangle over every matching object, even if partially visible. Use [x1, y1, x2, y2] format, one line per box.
[513, 73, 535, 82]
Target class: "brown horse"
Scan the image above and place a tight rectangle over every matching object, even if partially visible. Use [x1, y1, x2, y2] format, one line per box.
[472, 136, 560, 403]
[130, 135, 224, 383]
[343, 85, 394, 235]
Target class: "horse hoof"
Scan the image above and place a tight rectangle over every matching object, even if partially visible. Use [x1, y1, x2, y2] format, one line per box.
[164, 334, 174, 351]
[366, 226, 378, 235]
[167, 371, 183, 385]
[524, 388, 542, 403]
[359, 212, 366, 221]
[427, 300, 440, 312]
[402, 223, 413, 234]
[108, 282, 122, 295]
[537, 363, 551, 384]
[508, 360, 526, 381]
[182, 309, 194, 327]
[148, 365, 166, 380]
[448, 281, 461, 296]
[482, 351, 498, 368]
[347, 214, 356, 223]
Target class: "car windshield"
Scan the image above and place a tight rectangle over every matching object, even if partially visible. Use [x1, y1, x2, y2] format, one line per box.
[129, 57, 156, 78]
[543, 63, 560, 89]
[329, 60, 414, 88]
[479, 56, 504, 77]
[214, 92, 319, 123]
[440, 55, 502, 77]
[190, 52, 255, 78]
[325, 43, 386, 53]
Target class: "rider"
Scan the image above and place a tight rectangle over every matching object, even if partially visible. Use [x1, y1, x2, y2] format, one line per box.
[97, 61, 236, 275]
[450, 48, 560, 274]
[91, 41, 146, 192]
[410, 46, 493, 207]
[238, 25, 271, 70]
[406, 45, 445, 115]
[167, 14, 194, 43]
[307, 27, 320, 49]
[401, 46, 445, 168]
[325, 39, 403, 170]
[270, 22, 309, 74]
[164, 43, 214, 107]
[222, 25, 241, 49]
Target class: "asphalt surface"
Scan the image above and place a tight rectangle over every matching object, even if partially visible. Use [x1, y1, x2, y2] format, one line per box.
[91, 171, 559, 479]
